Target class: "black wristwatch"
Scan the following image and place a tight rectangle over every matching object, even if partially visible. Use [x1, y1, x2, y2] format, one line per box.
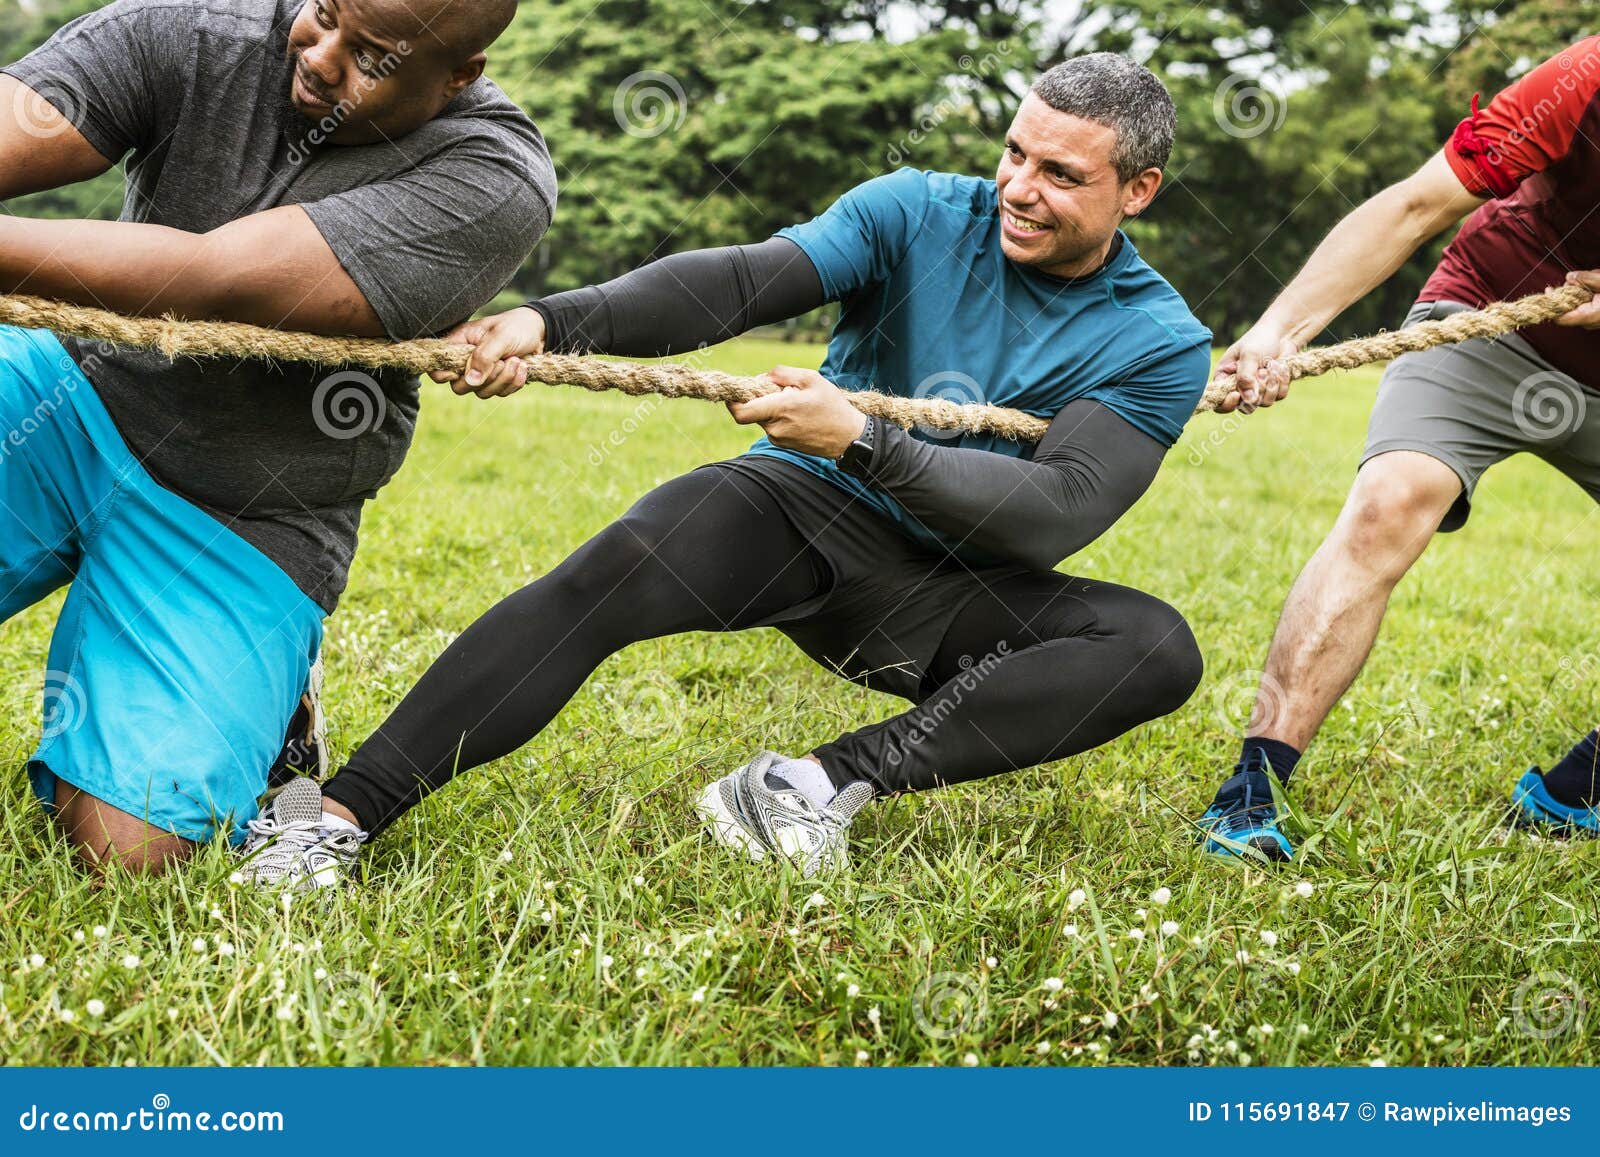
[837, 415, 877, 477]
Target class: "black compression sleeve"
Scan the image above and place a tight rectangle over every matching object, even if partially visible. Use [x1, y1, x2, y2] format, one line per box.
[528, 237, 826, 356]
[845, 400, 1166, 572]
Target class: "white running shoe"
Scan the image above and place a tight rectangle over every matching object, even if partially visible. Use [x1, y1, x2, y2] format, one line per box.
[695, 751, 874, 877]
[239, 776, 364, 891]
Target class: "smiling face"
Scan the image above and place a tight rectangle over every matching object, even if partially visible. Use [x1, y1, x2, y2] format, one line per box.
[995, 93, 1164, 278]
[285, 0, 486, 144]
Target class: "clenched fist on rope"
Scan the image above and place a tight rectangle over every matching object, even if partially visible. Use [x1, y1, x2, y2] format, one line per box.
[726, 366, 870, 459]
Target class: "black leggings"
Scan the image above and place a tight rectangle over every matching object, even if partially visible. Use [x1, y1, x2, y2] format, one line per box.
[324, 470, 1203, 835]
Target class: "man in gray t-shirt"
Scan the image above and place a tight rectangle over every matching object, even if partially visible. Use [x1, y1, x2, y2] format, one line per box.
[0, 0, 556, 872]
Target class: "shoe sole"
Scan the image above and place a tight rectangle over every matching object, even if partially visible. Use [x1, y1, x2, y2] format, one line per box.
[1508, 797, 1598, 839]
[694, 781, 768, 862]
[1205, 834, 1294, 863]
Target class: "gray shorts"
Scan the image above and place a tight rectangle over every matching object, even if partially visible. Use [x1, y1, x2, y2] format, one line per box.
[1364, 301, 1600, 531]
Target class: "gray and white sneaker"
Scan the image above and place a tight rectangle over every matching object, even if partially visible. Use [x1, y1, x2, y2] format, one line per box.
[239, 775, 365, 891]
[695, 751, 874, 877]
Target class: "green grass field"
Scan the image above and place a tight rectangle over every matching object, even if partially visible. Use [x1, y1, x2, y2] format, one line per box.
[2, 337, 1596, 1066]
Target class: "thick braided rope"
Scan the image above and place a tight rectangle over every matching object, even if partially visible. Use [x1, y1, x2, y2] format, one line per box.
[1, 283, 1589, 442]
[1200, 282, 1592, 411]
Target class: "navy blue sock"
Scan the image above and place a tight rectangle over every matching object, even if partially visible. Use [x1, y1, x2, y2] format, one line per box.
[1542, 729, 1600, 808]
[1240, 736, 1301, 786]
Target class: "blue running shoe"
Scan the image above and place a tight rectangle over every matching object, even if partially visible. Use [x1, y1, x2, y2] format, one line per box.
[1199, 756, 1294, 862]
[1509, 768, 1600, 837]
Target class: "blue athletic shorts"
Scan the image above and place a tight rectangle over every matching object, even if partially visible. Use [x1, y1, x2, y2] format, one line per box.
[0, 327, 323, 845]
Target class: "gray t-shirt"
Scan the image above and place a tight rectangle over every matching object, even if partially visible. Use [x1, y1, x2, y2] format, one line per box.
[4, 0, 557, 611]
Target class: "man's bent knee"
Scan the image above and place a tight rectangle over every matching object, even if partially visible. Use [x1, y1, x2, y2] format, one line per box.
[54, 784, 195, 876]
[1125, 605, 1205, 717]
[1339, 451, 1462, 562]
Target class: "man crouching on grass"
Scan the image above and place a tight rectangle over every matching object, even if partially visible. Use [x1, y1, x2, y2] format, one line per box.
[1, 0, 554, 875]
[243, 54, 1211, 887]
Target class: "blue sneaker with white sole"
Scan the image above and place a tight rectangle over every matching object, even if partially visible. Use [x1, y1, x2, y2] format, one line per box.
[1199, 755, 1294, 862]
[1509, 768, 1600, 837]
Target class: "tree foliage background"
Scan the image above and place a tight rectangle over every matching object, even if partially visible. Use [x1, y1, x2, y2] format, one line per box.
[1, 0, 1590, 340]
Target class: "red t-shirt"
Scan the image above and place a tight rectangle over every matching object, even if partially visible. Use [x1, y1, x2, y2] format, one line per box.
[1424, 37, 1600, 386]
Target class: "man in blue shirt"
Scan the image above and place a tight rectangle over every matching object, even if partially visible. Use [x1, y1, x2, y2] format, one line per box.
[243, 54, 1213, 887]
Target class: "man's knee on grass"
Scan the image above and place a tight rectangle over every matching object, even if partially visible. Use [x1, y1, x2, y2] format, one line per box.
[54, 783, 194, 876]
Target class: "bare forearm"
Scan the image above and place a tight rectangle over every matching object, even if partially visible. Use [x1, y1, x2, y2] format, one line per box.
[1258, 154, 1481, 345]
[0, 211, 382, 334]
[1260, 191, 1438, 344]
[0, 216, 212, 313]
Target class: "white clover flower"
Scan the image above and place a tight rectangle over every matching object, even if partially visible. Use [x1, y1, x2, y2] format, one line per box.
[1186, 1034, 1204, 1049]
[1294, 881, 1313, 899]
[855, 1049, 869, 1063]
[292, 942, 306, 954]
[1134, 908, 1147, 920]
[1068, 888, 1086, 910]
[72, 931, 85, 944]
[846, 983, 860, 998]
[1225, 1040, 1238, 1055]
[1296, 1024, 1310, 1036]
[601, 954, 614, 969]
[1259, 930, 1278, 948]
[1369, 1059, 1387, 1067]
[867, 1006, 881, 1025]
[1128, 929, 1145, 942]
[59, 1008, 76, 1023]
[498, 850, 513, 863]
[1235, 950, 1250, 965]
[1151, 887, 1172, 906]
[167, 1008, 179, 1021]
[275, 1005, 295, 1022]
[1043, 977, 1063, 992]
[962, 1053, 979, 1067]
[1160, 920, 1180, 937]
[314, 968, 328, 981]
[1036, 1041, 1051, 1055]
[1103, 1011, 1119, 1030]
[120, 954, 141, 969]
[210, 907, 223, 920]
[86, 999, 105, 1018]
[228, 872, 244, 887]
[635, 967, 647, 980]
[1259, 1023, 1274, 1036]
[1286, 961, 1302, 977]
[1062, 924, 1078, 938]
[218, 942, 235, 957]
[632, 876, 645, 887]
[690, 987, 706, 1004]
[985, 956, 999, 969]
[28, 953, 44, 968]
[93, 925, 108, 939]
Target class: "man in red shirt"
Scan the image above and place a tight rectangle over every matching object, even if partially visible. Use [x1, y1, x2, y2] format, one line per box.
[1201, 39, 1600, 859]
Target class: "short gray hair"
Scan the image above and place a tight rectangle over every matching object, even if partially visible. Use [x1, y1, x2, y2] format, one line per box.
[1031, 54, 1176, 182]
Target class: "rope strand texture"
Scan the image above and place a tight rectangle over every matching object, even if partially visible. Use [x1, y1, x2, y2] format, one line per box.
[2, 282, 1589, 444]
